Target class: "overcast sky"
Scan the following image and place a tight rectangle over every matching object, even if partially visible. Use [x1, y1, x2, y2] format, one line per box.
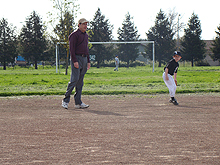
[1, 0, 219, 40]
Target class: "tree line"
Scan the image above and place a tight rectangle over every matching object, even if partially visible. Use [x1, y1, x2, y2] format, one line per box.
[0, 0, 220, 71]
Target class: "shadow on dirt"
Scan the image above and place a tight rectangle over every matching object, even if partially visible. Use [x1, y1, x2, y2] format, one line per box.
[84, 109, 124, 116]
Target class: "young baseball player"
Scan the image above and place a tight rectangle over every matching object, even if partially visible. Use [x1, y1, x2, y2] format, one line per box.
[163, 51, 182, 105]
[114, 55, 119, 71]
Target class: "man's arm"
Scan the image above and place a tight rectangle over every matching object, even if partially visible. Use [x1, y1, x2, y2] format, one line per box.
[69, 33, 78, 63]
[69, 33, 80, 68]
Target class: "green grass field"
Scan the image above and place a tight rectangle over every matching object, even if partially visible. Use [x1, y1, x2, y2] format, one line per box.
[0, 65, 220, 96]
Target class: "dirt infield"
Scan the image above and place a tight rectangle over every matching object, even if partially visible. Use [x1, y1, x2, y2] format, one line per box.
[0, 94, 220, 164]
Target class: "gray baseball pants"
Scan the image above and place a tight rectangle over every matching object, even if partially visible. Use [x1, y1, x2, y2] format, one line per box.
[63, 55, 88, 105]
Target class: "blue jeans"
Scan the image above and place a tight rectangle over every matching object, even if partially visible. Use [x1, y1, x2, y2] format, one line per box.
[63, 56, 88, 105]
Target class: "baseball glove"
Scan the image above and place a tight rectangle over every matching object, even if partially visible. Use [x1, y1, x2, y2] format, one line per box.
[175, 80, 177, 86]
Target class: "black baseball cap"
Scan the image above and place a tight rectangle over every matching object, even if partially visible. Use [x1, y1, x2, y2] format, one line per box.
[174, 51, 181, 56]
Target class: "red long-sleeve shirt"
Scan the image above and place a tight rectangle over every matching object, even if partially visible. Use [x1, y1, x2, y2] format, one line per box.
[69, 29, 90, 63]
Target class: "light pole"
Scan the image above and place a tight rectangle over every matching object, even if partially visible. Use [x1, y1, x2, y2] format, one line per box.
[177, 14, 180, 51]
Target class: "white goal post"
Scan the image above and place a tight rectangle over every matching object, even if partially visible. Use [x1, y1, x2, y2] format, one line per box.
[56, 41, 155, 73]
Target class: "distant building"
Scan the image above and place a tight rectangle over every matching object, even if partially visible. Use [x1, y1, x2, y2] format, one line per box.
[204, 40, 220, 66]
[136, 44, 149, 63]
[15, 56, 26, 66]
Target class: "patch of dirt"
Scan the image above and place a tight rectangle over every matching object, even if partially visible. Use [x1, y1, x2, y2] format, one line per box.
[0, 94, 220, 164]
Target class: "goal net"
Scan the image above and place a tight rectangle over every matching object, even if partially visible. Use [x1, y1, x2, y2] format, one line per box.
[56, 41, 155, 73]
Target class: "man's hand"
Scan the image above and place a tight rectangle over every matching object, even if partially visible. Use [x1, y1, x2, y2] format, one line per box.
[74, 62, 79, 69]
[74, 62, 90, 70]
[87, 63, 91, 70]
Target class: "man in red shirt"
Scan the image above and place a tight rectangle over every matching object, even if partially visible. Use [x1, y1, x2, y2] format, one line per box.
[62, 18, 91, 109]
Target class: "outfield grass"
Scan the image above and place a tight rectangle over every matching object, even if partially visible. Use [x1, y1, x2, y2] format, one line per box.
[0, 65, 220, 96]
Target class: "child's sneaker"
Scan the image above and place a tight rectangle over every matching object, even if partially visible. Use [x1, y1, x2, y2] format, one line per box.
[62, 100, 68, 109]
[169, 98, 179, 105]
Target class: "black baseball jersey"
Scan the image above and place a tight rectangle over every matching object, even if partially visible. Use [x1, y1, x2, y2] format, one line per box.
[164, 59, 179, 75]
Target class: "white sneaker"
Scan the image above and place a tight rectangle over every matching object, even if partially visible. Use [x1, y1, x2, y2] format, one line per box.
[62, 100, 68, 109]
[75, 102, 89, 109]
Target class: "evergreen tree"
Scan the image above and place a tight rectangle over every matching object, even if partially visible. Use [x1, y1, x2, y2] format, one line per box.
[211, 25, 220, 61]
[19, 11, 46, 69]
[181, 13, 206, 67]
[146, 9, 175, 67]
[117, 12, 140, 67]
[0, 18, 17, 70]
[41, 35, 56, 63]
[89, 8, 113, 68]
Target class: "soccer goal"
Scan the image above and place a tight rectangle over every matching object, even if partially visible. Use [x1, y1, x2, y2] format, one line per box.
[55, 41, 155, 73]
